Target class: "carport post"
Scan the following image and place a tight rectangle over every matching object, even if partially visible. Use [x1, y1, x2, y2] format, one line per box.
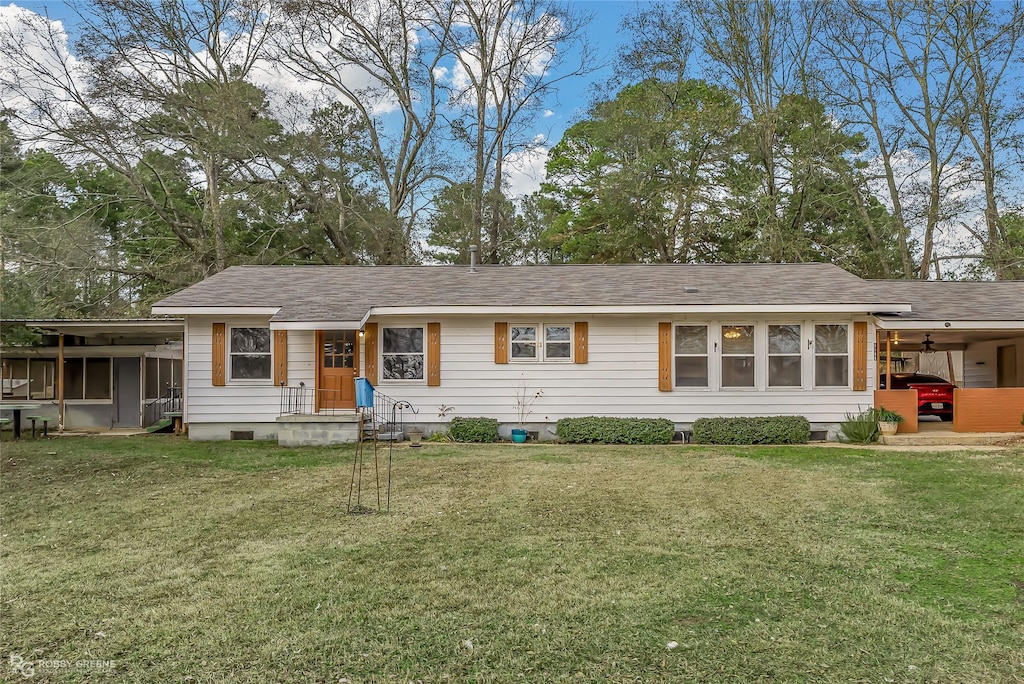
[57, 332, 64, 432]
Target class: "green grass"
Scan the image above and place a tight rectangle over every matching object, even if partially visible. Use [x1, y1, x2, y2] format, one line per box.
[2, 436, 1023, 682]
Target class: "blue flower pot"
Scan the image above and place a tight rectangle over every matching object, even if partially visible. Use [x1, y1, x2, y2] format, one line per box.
[511, 429, 528, 443]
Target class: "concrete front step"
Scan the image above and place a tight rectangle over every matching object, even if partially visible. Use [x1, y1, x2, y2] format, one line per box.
[277, 413, 361, 446]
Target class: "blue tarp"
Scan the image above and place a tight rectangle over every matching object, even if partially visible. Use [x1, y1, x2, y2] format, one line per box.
[355, 377, 374, 408]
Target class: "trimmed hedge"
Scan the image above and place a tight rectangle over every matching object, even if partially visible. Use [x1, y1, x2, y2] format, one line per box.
[557, 417, 675, 445]
[449, 417, 500, 443]
[691, 416, 810, 445]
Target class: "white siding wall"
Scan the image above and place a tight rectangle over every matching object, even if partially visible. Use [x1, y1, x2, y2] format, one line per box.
[184, 314, 877, 434]
[963, 335, 1024, 387]
[185, 317, 315, 424]
[369, 314, 877, 425]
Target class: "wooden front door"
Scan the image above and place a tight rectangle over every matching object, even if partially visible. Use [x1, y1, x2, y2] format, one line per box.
[318, 330, 359, 411]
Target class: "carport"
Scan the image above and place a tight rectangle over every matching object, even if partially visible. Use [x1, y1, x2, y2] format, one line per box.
[871, 280, 1024, 434]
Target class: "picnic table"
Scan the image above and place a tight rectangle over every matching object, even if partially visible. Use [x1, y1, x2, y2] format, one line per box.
[0, 402, 42, 441]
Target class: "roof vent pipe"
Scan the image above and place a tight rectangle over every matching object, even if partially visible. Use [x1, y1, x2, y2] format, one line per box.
[469, 244, 478, 273]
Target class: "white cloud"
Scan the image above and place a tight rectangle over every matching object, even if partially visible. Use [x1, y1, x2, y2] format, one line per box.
[504, 142, 549, 197]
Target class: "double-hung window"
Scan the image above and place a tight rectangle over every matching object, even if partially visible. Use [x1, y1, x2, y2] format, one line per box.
[382, 327, 424, 380]
[721, 325, 755, 387]
[510, 324, 572, 362]
[768, 324, 802, 387]
[814, 324, 849, 387]
[230, 327, 272, 380]
[674, 325, 709, 387]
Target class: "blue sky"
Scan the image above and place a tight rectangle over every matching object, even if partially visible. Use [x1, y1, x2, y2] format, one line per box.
[6, 0, 648, 141]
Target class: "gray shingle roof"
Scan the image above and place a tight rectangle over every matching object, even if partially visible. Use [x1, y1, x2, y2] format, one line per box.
[869, 280, 1024, 322]
[152, 263, 926, 322]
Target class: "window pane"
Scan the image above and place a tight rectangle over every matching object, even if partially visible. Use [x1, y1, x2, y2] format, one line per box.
[815, 325, 847, 354]
[816, 357, 849, 386]
[382, 328, 423, 354]
[232, 355, 272, 380]
[231, 328, 271, 354]
[4, 359, 28, 398]
[769, 356, 802, 387]
[545, 325, 571, 342]
[511, 342, 537, 359]
[675, 326, 707, 354]
[65, 359, 84, 400]
[722, 357, 755, 387]
[382, 354, 424, 380]
[511, 326, 536, 341]
[768, 325, 801, 354]
[674, 357, 708, 387]
[145, 358, 160, 399]
[546, 342, 571, 359]
[85, 358, 111, 400]
[29, 359, 56, 399]
[721, 325, 754, 354]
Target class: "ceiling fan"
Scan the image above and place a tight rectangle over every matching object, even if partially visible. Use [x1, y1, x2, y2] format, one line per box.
[920, 333, 935, 353]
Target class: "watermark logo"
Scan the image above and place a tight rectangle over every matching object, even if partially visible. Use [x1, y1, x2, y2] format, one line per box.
[9, 655, 34, 678]
[9, 653, 115, 678]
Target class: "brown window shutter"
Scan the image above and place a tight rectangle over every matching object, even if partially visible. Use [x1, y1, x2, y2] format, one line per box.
[212, 322, 226, 386]
[658, 322, 672, 391]
[273, 330, 288, 386]
[363, 322, 378, 385]
[494, 322, 509, 364]
[427, 322, 441, 386]
[574, 322, 588, 364]
[853, 321, 868, 391]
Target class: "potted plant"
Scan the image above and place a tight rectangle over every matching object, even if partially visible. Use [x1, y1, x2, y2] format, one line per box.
[512, 379, 543, 443]
[876, 406, 904, 436]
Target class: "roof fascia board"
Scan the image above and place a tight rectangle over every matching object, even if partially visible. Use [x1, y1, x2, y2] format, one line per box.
[151, 306, 281, 315]
[363, 304, 911, 316]
[873, 319, 1024, 330]
[270, 321, 363, 331]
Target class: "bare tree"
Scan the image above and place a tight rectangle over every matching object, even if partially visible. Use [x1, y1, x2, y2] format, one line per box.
[275, 0, 458, 263]
[819, 0, 971, 280]
[943, 0, 1024, 279]
[0, 0, 281, 280]
[442, 0, 593, 263]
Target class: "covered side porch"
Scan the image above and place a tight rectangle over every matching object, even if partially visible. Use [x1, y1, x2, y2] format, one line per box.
[873, 317, 1024, 434]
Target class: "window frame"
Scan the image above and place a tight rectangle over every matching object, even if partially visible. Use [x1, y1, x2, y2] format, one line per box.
[380, 325, 426, 383]
[672, 323, 711, 389]
[62, 356, 114, 403]
[509, 323, 574, 363]
[228, 326, 274, 383]
[719, 323, 757, 389]
[767, 323, 804, 389]
[813, 323, 851, 388]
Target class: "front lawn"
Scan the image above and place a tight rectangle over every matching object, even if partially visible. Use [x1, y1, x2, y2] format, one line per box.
[2, 437, 1022, 682]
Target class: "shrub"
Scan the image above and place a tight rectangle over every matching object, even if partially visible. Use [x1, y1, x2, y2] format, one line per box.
[556, 417, 675, 445]
[839, 409, 879, 444]
[448, 417, 499, 443]
[691, 416, 810, 445]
